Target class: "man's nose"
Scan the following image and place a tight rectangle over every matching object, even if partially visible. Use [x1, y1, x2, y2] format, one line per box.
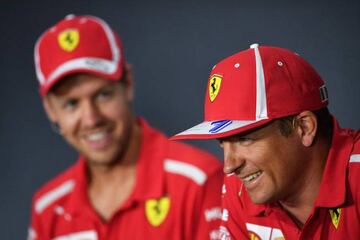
[81, 101, 102, 127]
[222, 141, 245, 175]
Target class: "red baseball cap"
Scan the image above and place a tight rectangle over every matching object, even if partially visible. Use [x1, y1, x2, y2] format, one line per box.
[172, 44, 329, 140]
[34, 14, 125, 96]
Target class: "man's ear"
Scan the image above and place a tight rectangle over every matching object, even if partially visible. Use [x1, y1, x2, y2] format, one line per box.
[295, 111, 318, 147]
[42, 96, 58, 123]
[123, 62, 135, 102]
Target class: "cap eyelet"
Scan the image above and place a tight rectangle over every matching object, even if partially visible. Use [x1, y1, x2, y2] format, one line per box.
[64, 213, 72, 221]
[65, 14, 75, 20]
[277, 61, 284, 67]
[80, 18, 88, 24]
[234, 63, 240, 68]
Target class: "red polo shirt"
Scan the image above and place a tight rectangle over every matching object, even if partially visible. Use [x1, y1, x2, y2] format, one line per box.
[219, 118, 360, 240]
[29, 119, 223, 240]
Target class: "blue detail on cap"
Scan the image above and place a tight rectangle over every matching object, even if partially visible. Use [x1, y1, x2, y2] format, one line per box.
[209, 120, 233, 133]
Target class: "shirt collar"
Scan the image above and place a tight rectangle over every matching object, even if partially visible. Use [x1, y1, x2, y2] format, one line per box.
[130, 118, 167, 201]
[67, 158, 93, 216]
[314, 117, 354, 207]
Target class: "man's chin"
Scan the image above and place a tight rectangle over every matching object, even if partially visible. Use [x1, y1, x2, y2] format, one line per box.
[83, 151, 121, 167]
[248, 191, 274, 205]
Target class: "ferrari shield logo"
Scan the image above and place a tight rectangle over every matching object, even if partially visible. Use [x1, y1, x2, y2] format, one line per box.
[249, 232, 261, 240]
[58, 29, 80, 52]
[209, 74, 222, 102]
[145, 196, 170, 227]
[329, 208, 341, 229]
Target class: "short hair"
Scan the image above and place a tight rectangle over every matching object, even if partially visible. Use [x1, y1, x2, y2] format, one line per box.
[277, 108, 333, 142]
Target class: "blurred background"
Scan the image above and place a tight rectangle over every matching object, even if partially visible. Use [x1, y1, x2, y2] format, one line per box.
[1, 0, 359, 238]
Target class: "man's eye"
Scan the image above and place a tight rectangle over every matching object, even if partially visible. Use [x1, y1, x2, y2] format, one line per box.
[237, 137, 254, 145]
[238, 137, 251, 141]
[227, 136, 254, 144]
[97, 90, 113, 100]
[217, 136, 253, 148]
[64, 99, 78, 110]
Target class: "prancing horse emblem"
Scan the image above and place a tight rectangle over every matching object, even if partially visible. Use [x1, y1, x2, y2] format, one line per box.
[145, 196, 170, 227]
[209, 74, 222, 102]
[329, 208, 341, 229]
[58, 29, 80, 52]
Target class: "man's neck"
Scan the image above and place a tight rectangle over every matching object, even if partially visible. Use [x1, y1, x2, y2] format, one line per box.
[279, 140, 330, 228]
[87, 122, 141, 221]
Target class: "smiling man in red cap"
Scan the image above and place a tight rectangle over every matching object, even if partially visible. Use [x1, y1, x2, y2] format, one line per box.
[173, 44, 360, 239]
[28, 15, 223, 240]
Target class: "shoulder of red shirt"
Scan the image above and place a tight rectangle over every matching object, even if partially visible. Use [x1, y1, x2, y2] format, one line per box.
[31, 162, 78, 215]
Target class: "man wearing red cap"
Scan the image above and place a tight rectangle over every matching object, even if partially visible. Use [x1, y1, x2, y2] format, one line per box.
[28, 15, 223, 240]
[173, 44, 360, 239]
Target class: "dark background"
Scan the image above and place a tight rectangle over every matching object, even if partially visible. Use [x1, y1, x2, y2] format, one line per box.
[1, 1, 359, 239]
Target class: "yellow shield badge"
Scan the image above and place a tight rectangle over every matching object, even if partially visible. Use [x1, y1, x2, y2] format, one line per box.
[58, 29, 80, 52]
[329, 208, 341, 229]
[209, 74, 222, 102]
[248, 232, 261, 240]
[145, 196, 170, 227]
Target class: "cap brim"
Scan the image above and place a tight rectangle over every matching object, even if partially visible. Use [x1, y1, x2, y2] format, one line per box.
[171, 118, 273, 140]
[40, 66, 123, 96]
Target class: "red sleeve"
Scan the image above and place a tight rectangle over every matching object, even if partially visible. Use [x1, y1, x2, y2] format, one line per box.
[194, 168, 224, 240]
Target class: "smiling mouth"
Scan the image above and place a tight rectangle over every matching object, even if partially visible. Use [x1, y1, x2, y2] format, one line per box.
[87, 131, 107, 141]
[241, 170, 263, 183]
[83, 130, 112, 150]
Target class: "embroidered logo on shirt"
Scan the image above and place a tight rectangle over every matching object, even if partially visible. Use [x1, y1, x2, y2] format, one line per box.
[58, 29, 80, 52]
[209, 74, 222, 102]
[246, 223, 285, 240]
[329, 208, 341, 229]
[145, 196, 170, 227]
[221, 208, 229, 222]
[249, 231, 262, 240]
[205, 207, 222, 222]
[219, 226, 230, 240]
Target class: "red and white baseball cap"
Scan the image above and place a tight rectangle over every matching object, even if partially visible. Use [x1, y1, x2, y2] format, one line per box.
[34, 14, 125, 96]
[172, 44, 329, 140]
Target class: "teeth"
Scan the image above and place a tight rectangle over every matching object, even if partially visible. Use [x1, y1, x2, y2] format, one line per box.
[87, 132, 106, 141]
[242, 171, 262, 182]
